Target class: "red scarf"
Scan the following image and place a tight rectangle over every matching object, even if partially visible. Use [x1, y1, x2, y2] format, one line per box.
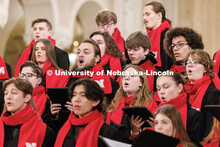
[14, 37, 56, 77]
[214, 49, 220, 78]
[98, 54, 122, 80]
[184, 74, 211, 112]
[75, 65, 113, 94]
[54, 110, 104, 147]
[156, 92, 188, 129]
[147, 21, 171, 67]
[41, 61, 68, 88]
[106, 96, 157, 125]
[0, 56, 9, 79]
[106, 96, 135, 124]
[32, 86, 48, 116]
[169, 64, 185, 74]
[0, 104, 46, 147]
[112, 28, 125, 54]
[139, 60, 156, 92]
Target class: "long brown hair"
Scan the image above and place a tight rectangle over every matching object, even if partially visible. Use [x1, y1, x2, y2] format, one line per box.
[90, 31, 125, 61]
[31, 38, 59, 69]
[154, 105, 195, 147]
[108, 64, 152, 111]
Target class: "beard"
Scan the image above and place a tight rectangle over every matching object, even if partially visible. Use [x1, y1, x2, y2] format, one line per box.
[71, 58, 96, 72]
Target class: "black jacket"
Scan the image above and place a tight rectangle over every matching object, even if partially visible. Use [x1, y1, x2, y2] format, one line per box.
[200, 82, 220, 138]
[62, 123, 131, 147]
[3, 124, 55, 147]
[187, 102, 204, 146]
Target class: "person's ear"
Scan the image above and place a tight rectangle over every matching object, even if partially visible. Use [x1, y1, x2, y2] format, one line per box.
[48, 30, 53, 36]
[144, 49, 150, 55]
[36, 77, 42, 86]
[157, 12, 162, 20]
[24, 94, 32, 103]
[177, 84, 183, 94]
[92, 100, 100, 107]
[94, 55, 100, 64]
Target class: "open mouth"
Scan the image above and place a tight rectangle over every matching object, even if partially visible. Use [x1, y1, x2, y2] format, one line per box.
[161, 97, 166, 102]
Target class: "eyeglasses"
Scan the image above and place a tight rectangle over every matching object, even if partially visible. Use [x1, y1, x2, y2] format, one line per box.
[184, 60, 201, 66]
[99, 22, 114, 28]
[19, 73, 37, 80]
[169, 42, 188, 51]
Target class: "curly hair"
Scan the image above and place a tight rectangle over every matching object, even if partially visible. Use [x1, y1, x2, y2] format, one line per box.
[163, 27, 204, 58]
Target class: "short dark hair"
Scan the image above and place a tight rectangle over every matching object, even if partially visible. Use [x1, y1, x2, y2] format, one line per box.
[31, 18, 52, 30]
[126, 31, 151, 51]
[95, 9, 117, 25]
[20, 61, 43, 78]
[82, 39, 101, 63]
[3, 78, 33, 96]
[145, 1, 172, 25]
[68, 79, 104, 112]
[163, 27, 204, 58]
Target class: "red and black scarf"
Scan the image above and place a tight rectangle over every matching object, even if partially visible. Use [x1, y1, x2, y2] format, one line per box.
[184, 74, 211, 112]
[98, 53, 122, 80]
[14, 37, 56, 77]
[32, 86, 48, 116]
[147, 21, 171, 67]
[156, 92, 188, 129]
[0, 104, 46, 147]
[54, 110, 104, 147]
[112, 28, 125, 55]
[0, 56, 9, 79]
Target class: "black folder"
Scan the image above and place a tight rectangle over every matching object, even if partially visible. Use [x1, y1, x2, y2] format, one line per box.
[132, 129, 179, 147]
[122, 106, 153, 127]
[46, 87, 69, 110]
[205, 105, 220, 121]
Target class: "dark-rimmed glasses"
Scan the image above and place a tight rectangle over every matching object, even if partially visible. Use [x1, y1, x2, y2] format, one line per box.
[169, 42, 188, 51]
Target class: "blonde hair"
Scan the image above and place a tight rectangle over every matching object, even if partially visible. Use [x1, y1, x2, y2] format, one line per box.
[108, 64, 152, 111]
[201, 118, 220, 145]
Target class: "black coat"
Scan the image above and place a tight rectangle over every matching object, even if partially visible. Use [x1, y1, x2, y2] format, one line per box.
[62, 123, 131, 147]
[3, 124, 55, 147]
[187, 102, 204, 146]
[200, 82, 220, 138]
